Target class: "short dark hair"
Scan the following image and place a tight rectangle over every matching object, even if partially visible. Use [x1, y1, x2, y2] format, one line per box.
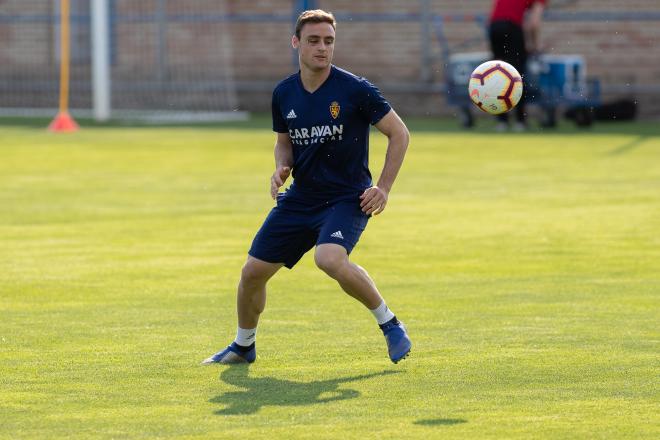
[295, 9, 336, 39]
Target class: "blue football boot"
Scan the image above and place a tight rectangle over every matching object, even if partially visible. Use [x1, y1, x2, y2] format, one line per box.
[201, 342, 256, 365]
[380, 319, 411, 363]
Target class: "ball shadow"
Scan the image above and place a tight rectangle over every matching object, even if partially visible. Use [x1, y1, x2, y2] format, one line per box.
[414, 418, 468, 426]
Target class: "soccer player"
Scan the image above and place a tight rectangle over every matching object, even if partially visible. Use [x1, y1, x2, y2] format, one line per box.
[203, 9, 411, 365]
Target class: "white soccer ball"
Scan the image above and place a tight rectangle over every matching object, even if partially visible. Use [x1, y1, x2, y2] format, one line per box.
[468, 60, 523, 115]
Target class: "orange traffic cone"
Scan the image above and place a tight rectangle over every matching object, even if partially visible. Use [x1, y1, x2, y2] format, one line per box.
[50, 0, 79, 133]
[48, 111, 79, 132]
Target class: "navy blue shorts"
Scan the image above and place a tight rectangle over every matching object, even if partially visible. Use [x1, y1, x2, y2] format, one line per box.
[248, 197, 370, 269]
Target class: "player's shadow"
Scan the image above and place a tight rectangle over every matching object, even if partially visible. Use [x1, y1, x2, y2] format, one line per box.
[210, 365, 399, 415]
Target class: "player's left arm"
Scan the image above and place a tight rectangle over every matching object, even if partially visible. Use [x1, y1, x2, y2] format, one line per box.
[360, 109, 410, 216]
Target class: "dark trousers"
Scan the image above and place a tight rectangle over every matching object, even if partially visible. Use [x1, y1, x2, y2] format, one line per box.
[488, 20, 527, 123]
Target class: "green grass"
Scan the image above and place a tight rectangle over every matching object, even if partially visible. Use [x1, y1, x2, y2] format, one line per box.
[1, 118, 659, 439]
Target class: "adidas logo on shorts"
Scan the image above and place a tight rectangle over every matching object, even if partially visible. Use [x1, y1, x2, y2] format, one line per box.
[330, 230, 344, 239]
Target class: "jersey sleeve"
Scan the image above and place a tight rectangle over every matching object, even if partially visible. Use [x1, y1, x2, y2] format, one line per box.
[271, 87, 288, 133]
[357, 78, 392, 125]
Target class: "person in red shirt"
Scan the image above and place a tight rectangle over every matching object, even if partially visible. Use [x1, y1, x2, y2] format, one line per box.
[489, 0, 546, 131]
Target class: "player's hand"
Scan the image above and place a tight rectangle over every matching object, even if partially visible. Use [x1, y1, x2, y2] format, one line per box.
[270, 166, 291, 199]
[360, 186, 388, 216]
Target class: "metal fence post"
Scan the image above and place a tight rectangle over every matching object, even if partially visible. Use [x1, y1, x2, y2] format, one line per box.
[91, 0, 111, 121]
[420, 0, 433, 83]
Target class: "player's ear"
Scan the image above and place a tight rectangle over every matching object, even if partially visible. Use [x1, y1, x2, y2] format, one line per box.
[291, 35, 299, 49]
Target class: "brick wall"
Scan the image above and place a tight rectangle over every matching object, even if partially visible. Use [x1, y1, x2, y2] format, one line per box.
[1, 0, 659, 117]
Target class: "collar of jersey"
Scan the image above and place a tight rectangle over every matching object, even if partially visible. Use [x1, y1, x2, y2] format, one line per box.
[297, 65, 337, 95]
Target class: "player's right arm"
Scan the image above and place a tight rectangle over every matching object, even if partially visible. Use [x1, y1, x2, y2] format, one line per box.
[525, 1, 545, 53]
[271, 132, 293, 199]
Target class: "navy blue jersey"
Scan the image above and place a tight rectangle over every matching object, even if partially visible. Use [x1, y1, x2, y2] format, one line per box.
[272, 65, 391, 204]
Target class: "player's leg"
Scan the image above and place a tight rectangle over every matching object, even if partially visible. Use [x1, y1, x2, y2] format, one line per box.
[203, 203, 313, 365]
[314, 243, 382, 309]
[508, 24, 528, 127]
[314, 244, 411, 363]
[202, 256, 282, 365]
[492, 20, 527, 128]
[314, 201, 411, 363]
[237, 256, 283, 329]
[489, 20, 512, 128]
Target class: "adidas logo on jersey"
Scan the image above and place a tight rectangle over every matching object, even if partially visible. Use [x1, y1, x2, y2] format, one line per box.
[330, 230, 344, 240]
[286, 109, 297, 119]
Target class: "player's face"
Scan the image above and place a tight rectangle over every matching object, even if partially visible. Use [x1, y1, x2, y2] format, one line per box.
[292, 22, 335, 72]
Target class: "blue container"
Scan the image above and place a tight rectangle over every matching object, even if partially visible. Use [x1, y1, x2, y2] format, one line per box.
[527, 54, 594, 107]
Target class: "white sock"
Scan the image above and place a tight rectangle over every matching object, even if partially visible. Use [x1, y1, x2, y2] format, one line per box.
[370, 301, 395, 325]
[235, 326, 257, 347]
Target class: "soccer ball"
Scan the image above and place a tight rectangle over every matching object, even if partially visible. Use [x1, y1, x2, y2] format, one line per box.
[468, 60, 523, 115]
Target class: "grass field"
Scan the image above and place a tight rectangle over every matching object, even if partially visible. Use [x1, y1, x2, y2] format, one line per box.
[1, 117, 659, 439]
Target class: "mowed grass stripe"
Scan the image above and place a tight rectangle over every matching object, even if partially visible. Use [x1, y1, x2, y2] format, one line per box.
[0, 121, 658, 439]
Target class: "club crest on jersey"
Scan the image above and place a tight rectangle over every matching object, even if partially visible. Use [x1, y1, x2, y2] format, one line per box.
[330, 101, 340, 119]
